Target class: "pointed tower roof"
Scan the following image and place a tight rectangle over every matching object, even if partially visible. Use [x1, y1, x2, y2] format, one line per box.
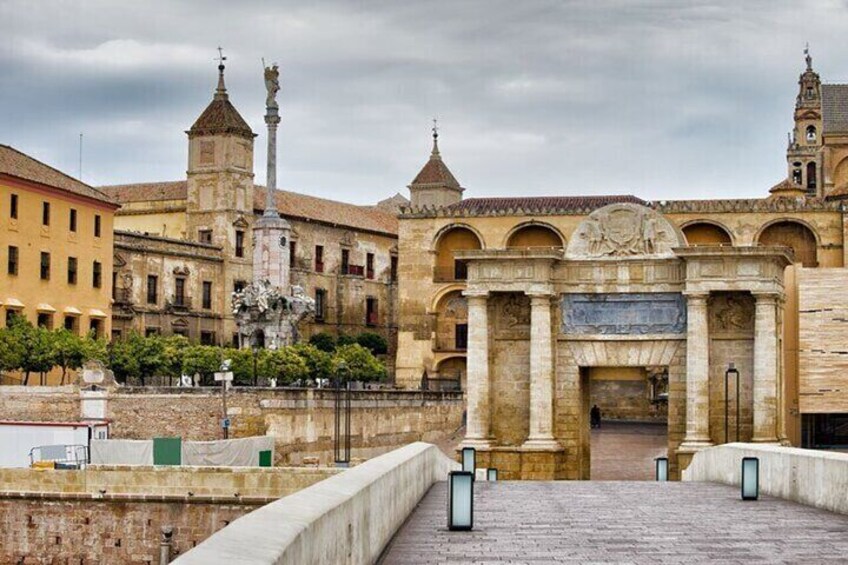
[188, 58, 255, 140]
[409, 125, 462, 189]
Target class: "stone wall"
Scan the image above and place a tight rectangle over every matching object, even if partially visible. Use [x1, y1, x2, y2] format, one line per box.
[0, 493, 263, 564]
[0, 387, 464, 466]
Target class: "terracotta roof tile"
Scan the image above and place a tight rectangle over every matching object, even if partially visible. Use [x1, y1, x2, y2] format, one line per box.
[411, 156, 460, 187]
[445, 195, 646, 215]
[0, 145, 116, 205]
[100, 181, 188, 202]
[188, 98, 254, 139]
[822, 84, 848, 134]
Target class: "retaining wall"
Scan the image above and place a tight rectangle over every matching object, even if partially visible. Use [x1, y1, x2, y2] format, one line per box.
[682, 443, 848, 515]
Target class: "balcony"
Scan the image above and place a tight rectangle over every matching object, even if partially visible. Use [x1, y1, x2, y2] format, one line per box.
[345, 264, 365, 277]
[166, 296, 192, 312]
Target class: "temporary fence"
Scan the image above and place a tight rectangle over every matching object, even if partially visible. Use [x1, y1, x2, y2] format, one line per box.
[90, 436, 274, 467]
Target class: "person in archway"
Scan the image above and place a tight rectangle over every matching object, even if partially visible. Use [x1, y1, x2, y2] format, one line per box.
[590, 404, 602, 429]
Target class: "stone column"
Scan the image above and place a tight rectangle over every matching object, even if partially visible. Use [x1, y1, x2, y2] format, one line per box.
[753, 292, 780, 443]
[462, 290, 492, 447]
[680, 292, 712, 448]
[524, 292, 559, 448]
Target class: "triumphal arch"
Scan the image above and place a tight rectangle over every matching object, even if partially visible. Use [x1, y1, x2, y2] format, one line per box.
[444, 203, 788, 479]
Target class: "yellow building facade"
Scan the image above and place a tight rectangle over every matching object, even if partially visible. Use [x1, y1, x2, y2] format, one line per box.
[0, 145, 118, 382]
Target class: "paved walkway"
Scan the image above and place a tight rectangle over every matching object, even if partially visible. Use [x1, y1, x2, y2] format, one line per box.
[591, 422, 667, 480]
[380, 481, 848, 564]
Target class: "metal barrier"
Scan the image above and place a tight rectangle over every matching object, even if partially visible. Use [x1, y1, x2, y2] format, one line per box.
[30, 444, 89, 469]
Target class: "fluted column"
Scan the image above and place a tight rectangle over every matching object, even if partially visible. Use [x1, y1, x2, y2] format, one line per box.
[753, 292, 780, 443]
[681, 292, 712, 448]
[524, 292, 559, 448]
[462, 290, 492, 447]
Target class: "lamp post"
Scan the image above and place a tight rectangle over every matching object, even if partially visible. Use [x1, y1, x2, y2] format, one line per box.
[447, 471, 474, 531]
[461, 446, 476, 478]
[214, 359, 233, 440]
[252, 343, 259, 387]
[334, 360, 351, 467]
[741, 457, 759, 500]
[725, 363, 740, 443]
[655, 457, 669, 481]
[486, 468, 498, 482]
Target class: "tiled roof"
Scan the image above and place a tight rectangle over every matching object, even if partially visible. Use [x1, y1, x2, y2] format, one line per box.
[255, 186, 398, 236]
[0, 144, 116, 205]
[411, 156, 461, 187]
[188, 98, 254, 139]
[444, 195, 646, 215]
[100, 181, 188, 202]
[826, 183, 848, 200]
[822, 84, 848, 134]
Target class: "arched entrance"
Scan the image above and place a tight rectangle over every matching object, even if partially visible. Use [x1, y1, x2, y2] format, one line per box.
[757, 220, 818, 267]
[433, 225, 483, 281]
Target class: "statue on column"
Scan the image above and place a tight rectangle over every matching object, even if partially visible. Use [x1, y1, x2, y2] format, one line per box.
[263, 60, 280, 109]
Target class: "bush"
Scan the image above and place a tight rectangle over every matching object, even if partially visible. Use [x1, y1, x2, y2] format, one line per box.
[336, 334, 356, 347]
[308, 332, 336, 353]
[260, 347, 309, 385]
[181, 345, 223, 385]
[291, 343, 333, 381]
[109, 332, 165, 385]
[355, 332, 388, 355]
[332, 343, 387, 383]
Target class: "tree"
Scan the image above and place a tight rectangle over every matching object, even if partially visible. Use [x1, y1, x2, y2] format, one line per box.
[260, 347, 309, 385]
[332, 343, 387, 383]
[291, 343, 333, 381]
[181, 345, 222, 386]
[51, 329, 87, 385]
[223, 347, 267, 386]
[108, 332, 165, 385]
[355, 332, 388, 355]
[6, 317, 55, 385]
[336, 333, 356, 347]
[308, 332, 336, 353]
[0, 324, 25, 382]
[161, 335, 190, 384]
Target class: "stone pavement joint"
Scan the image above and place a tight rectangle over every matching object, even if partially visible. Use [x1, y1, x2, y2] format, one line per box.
[379, 481, 848, 564]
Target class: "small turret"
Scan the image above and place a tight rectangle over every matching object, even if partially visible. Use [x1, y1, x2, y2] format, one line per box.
[408, 121, 464, 208]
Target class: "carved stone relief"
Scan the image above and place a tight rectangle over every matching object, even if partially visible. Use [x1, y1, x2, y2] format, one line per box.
[708, 292, 754, 334]
[566, 203, 684, 259]
[444, 295, 467, 319]
[562, 293, 687, 335]
[495, 293, 531, 339]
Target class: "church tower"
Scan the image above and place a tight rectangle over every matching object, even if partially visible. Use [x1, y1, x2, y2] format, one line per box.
[408, 124, 464, 208]
[186, 54, 256, 342]
[787, 47, 823, 196]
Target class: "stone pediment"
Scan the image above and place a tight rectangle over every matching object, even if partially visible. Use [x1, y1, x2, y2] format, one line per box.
[565, 203, 684, 260]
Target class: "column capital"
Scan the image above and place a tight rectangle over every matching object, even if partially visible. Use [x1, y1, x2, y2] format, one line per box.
[526, 291, 555, 301]
[683, 290, 709, 299]
[463, 289, 490, 299]
[751, 291, 781, 304]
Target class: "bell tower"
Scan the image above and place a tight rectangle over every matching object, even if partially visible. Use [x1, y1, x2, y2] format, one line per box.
[786, 46, 823, 196]
[408, 121, 464, 208]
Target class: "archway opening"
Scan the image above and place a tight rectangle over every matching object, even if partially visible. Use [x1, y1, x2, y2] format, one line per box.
[432, 357, 466, 392]
[434, 226, 482, 281]
[506, 224, 563, 249]
[433, 290, 467, 352]
[757, 221, 818, 267]
[682, 222, 732, 246]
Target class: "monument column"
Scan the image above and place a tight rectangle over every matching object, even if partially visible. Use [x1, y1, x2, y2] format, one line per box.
[463, 290, 492, 447]
[524, 292, 558, 448]
[681, 291, 712, 448]
[752, 292, 780, 443]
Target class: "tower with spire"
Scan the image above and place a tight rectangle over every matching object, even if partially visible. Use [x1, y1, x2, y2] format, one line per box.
[408, 121, 464, 208]
[786, 45, 823, 196]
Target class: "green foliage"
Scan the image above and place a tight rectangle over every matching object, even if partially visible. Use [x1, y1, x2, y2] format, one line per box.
[5, 317, 54, 384]
[181, 345, 222, 385]
[52, 329, 88, 384]
[224, 347, 267, 386]
[161, 335, 190, 380]
[308, 332, 336, 353]
[0, 322, 26, 378]
[291, 344, 333, 381]
[355, 332, 388, 355]
[260, 347, 309, 385]
[108, 332, 165, 385]
[332, 343, 387, 383]
[336, 334, 356, 347]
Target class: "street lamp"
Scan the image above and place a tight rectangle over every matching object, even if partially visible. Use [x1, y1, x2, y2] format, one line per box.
[461, 447, 476, 478]
[725, 363, 740, 443]
[486, 468, 498, 482]
[655, 457, 669, 481]
[334, 360, 351, 467]
[741, 457, 759, 500]
[447, 471, 474, 531]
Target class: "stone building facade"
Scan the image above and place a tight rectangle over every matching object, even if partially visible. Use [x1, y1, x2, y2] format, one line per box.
[101, 63, 401, 355]
[395, 53, 848, 479]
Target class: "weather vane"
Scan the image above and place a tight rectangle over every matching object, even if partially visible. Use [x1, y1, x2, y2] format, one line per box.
[216, 46, 227, 66]
[432, 117, 439, 139]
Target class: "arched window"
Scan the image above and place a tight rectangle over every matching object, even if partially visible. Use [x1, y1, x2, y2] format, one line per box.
[806, 125, 817, 142]
[758, 221, 818, 267]
[682, 222, 732, 246]
[506, 224, 563, 249]
[806, 162, 817, 191]
[434, 226, 482, 281]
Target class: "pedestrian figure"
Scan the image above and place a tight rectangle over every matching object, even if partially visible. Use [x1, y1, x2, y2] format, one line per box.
[590, 404, 602, 429]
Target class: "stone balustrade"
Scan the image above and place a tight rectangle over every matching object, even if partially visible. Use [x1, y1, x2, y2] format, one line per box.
[682, 443, 848, 515]
[173, 442, 459, 564]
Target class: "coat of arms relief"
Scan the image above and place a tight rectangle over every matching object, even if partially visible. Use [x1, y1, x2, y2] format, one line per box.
[566, 203, 684, 259]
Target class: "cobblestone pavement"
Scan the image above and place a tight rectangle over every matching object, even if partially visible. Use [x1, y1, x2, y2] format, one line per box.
[591, 422, 667, 480]
[379, 481, 848, 564]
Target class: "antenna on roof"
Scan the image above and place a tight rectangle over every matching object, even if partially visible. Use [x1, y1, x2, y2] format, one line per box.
[78, 133, 83, 181]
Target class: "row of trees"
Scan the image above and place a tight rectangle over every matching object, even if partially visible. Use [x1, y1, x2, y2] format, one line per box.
[0, 318, 387, 386]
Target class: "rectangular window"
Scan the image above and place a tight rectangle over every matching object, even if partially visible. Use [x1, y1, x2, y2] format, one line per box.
[7, 246, 18, 275]
[37, 313, 52, 329]
[67, 257, 78, 284]
[315, 288, 326, 322]
[90, 319, 102, 339]
[94, 215, 101, 237]
[42, 202, 50, 226]
[315, 245, 324, 273]
[69, 208, 77, 232]
[175, 277, 186, 306]
[390, 256, 398, 282]
[64, 315, 77, 332]
[10, 194, 18, 219]
[366, 297, 378, 326]
[366, 253, 375, 279]
[198, 229, 213, 244]
[341, 249, 350, 275]
[40, 252, 50, 280]
[455, 324, 468, 350]
[235, 230, 245, 258]
[147, 275, 158, 304]
[289, 240, 297, 268]
[6, 310, 17, 328]
[202, 281, 212, 309]
[145, 327, 160, 337]
[92, 261, 102, 288]
[200, 331, 216, 346]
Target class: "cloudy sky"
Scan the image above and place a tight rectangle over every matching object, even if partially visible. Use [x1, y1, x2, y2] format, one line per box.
[2, 1, 848, 205]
